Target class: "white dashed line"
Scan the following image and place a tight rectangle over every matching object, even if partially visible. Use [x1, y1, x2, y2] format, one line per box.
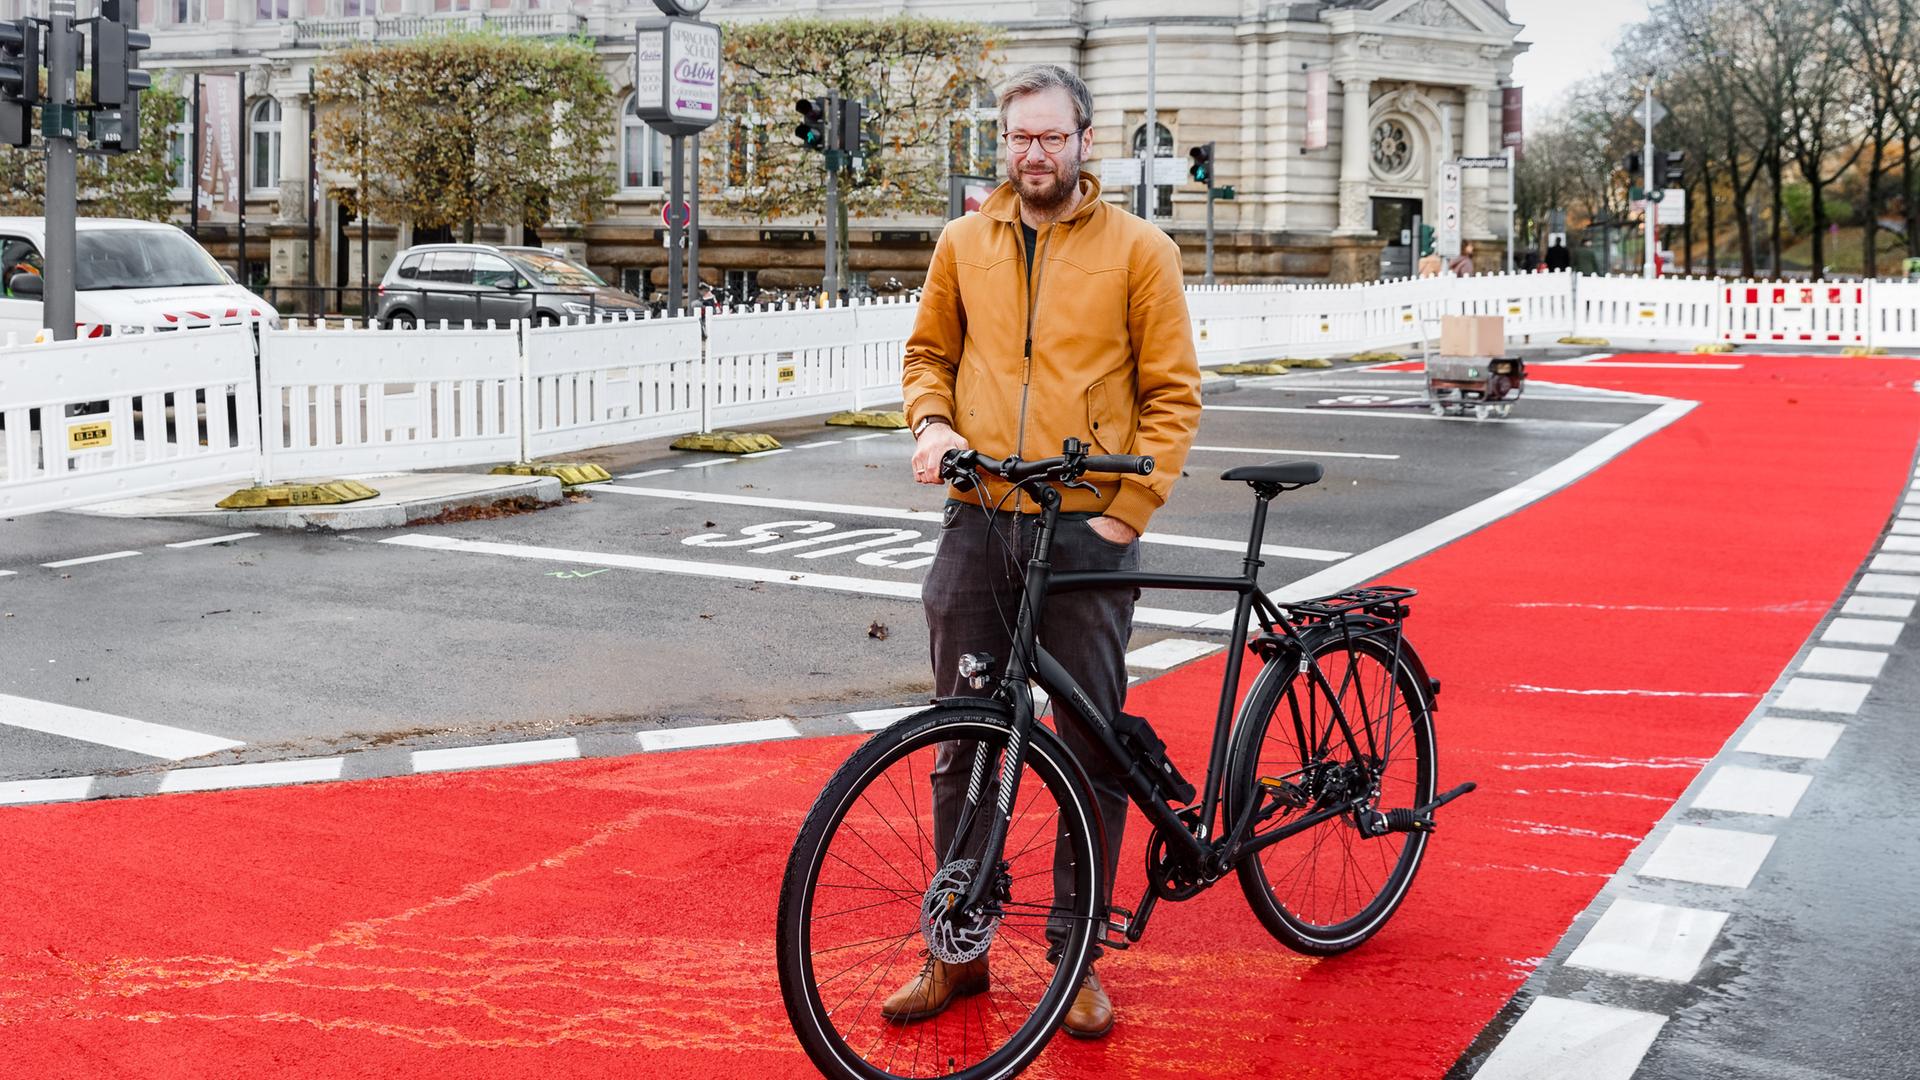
[679, 457, 737, 469]
[0, 775, 95, 805]
[1470, 997, 1668, 1080]
[849, 706, 921, 731]
[1188, 444, 1402, 461]
[1566, 898, 1729, 982]
[164, 532, 260, 549]
[1691, 766, 1813, 817]
[1798, 646, 1888, 679]
[617, 468, 675, 479]
[159, 757, 345, 793]
[1856, 572, 1920, 596]
[1842, 594, 1915, 619]
[0, 570, 14, 578]
[1820, 617, 1903, 647]
[1125, 638, 1223, 669]
[412, 737, 580, 773]
[1869, 552, 1920, 573]
[1882, 535, 1920, 553]
[0, 694, 243, 758]
[742, 447, 792, 458]
[40, 550, 141, 568]
[1737, 717, 1846, 761]
[1893, 520, 1920, 535]
[1773, 676, 1871, 715]
[844, 433, 893, 442]
[790, 440, 842, 450]
[1204, 403, 1627, 429]
[1638, 825, 1776, 888]
[637, 717, 800, 751]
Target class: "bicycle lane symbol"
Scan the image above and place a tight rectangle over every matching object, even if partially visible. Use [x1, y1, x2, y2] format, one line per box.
[681, 519, 938, 571]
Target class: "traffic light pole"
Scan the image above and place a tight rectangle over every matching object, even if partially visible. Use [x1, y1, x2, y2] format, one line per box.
[1204, 184, 1215, 285]
[44, 3, 78, 340]
[667, 134, 684, 316]
[1642, 79, 1656, 280]
[823, 91, 839, 303]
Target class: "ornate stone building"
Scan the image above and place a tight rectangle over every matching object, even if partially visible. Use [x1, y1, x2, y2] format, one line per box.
[19, 0, 1527, 302]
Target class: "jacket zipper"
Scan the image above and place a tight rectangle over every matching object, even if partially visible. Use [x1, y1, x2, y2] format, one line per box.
[1013, 219, 1053, 515]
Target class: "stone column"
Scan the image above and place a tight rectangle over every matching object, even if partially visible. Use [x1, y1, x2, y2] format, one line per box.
[1462, 85, 1494, 240]
[1334, 76, 1372, 236]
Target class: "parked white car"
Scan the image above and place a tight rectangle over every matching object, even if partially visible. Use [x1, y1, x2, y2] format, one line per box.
[0, 217, 277, 341]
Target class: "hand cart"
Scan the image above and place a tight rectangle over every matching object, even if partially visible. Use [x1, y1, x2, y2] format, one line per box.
[1416, 315, 1527, 419]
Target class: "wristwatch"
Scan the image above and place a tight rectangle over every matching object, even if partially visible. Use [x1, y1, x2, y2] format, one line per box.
[912, 415, 951, 438]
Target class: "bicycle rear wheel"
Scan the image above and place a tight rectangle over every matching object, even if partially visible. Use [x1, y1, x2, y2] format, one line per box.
[1226, 630, 1437, 955]
[777, 706, 1103, 1080]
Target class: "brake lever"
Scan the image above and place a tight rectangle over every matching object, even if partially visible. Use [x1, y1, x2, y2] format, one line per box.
[1062, 477, 1101, 495]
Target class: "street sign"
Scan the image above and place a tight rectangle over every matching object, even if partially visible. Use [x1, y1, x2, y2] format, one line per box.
[1646, 97, 1668, 127]
[1211, 185, 1236, 200]
[661, 201, 691, 228]
[633, 17, 721, 135]
[1151, 155, 1186, 186]
[1454, 155, 1510, 169]
[1438, 162, 1462, 258]
[1099, 157, 1142, 187]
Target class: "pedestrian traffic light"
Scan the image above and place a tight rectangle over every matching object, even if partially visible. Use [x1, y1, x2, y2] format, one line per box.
[90, 0, 152, 110]
[1188, 142, 1213, 184]
[794, 96, 827, 152]
[1418, 222, 1436, 257]
[1623, 150, 1642, 177]
[1662, 149, 1685, 187]
[837, 98, 867, 158]
[0, 18, 37, 149]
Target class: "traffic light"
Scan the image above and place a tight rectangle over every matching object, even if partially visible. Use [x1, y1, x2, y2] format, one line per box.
[794, 96, 827, 152]
[837, 98, 866, 158]
[90, 1, 152, 109]
[0, 19, 39, 149]
[1662, 149, 1685, 187]
[1623, 149, 1642, 177]
[1188, 142, 1213, 184]
[1418, 223, 1436, 257]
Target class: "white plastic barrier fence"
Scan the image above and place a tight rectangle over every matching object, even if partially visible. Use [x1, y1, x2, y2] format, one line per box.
[1868, 280, 1920, 349]
[705, 304, 862, 430]
[1573, 275, 1721, 345]
[258, 320, 522, 482]
[1719, 281, 1870, 346]
[0, 327, 260, 515]
[849, 297, 918, 411]
[1452, 271, 1576, 343]
[523, 312, 704, 459]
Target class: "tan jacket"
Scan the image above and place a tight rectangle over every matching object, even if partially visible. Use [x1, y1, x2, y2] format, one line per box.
[902, 176, 1201, 534]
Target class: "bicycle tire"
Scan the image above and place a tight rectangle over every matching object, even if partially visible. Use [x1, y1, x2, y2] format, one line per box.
[777, 705, 1104, 1080]
[1225, 629, 1438, 955]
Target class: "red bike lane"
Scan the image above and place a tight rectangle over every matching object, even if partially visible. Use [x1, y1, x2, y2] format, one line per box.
[4, 354, 1916, 1079]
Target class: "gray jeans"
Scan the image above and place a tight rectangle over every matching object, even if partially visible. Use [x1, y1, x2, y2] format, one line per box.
[921, 500, 1138, 957]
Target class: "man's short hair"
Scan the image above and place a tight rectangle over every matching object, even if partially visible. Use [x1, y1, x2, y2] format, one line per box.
[997, 64, 1093, 132]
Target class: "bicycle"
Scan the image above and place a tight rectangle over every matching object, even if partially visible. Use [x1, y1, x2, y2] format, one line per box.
[776, 439, 1475, 1080]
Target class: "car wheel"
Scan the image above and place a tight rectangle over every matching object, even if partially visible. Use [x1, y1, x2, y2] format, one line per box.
[534, 312, 560, 327]
[386, 310, 416, 330]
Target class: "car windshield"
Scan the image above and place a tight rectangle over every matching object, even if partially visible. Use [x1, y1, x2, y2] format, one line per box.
[76, 229, 228, 291]
[513, 251, 606, 287]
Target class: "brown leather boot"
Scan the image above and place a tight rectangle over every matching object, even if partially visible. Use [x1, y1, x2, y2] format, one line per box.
[878, 955, 990, 1023]
[1062, 967, 1114, 1039]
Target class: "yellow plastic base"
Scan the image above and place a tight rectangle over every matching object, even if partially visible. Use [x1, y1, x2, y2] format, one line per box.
[1692, 343, 1737, 354]
[825, 410, 908, 429]
[670, 431, 783, 454]
[216, 480, 379, 509]
[1348, 351, 1406, 364]
[1841, 346, 1887, 356]
[491, 462, 613, 486]
[1558, 336, 1611, 346]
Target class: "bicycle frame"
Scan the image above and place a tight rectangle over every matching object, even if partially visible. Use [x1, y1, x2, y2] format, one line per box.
[945, 478, 1390, 927]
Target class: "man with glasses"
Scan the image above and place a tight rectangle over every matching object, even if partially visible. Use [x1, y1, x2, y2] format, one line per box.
[893, 63, 1201, 1039]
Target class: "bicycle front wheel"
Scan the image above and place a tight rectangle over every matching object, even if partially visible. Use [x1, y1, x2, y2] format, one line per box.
[1226, 630, 1437, 955]
[777, 706, 1103, 1080]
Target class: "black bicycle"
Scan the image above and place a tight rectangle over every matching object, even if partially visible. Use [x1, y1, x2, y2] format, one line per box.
[776, 439, 1474, 1080]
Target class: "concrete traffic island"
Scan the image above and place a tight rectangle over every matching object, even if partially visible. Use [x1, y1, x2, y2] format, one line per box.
[72, 472, 565, 531]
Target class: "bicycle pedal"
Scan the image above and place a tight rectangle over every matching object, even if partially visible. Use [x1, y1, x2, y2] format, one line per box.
[1099, 907, 1135, 951]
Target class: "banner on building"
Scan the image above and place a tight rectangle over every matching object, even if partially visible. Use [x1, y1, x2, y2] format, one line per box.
[1501, 87, 1523, 157]
[196, 74, 243, 221]
[1304, 70, 1328, 151]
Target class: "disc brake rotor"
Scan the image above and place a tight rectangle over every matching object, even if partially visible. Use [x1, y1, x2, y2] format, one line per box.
[919, 859, 1002, 964]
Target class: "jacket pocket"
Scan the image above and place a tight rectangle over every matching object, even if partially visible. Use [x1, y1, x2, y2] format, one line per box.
[1085, 376, 1133, 454]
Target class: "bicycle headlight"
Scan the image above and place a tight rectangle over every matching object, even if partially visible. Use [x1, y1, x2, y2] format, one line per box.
[958, 652, 997, 690]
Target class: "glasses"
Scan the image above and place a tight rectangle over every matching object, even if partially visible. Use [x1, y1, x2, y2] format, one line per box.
[1002, 130, 1083, 155]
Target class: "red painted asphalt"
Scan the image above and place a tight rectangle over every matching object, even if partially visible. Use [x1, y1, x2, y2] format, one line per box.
[4, 355, 1916, 1078]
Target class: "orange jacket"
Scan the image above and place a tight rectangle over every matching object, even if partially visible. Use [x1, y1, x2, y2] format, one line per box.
[902, 176, 1201, 534]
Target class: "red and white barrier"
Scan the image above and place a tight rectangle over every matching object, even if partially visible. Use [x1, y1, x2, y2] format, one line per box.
[1720, 283, 1870, 345]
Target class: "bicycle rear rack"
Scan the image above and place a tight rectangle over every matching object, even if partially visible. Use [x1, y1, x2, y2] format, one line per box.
[1286, 585, 1418, 624]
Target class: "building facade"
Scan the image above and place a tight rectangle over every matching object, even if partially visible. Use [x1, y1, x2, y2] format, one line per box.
[11, 0, 1527, 304]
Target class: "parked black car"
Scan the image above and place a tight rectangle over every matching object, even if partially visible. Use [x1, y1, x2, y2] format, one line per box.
[375, 244, 644, 328]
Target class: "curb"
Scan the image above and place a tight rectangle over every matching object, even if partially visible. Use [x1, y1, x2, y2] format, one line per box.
[76, 474, 564, 531]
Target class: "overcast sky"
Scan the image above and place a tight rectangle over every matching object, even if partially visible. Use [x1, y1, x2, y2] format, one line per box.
[1505, 0, 1653, 122]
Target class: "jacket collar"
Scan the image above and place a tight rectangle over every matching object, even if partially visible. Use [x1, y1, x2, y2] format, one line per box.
[978, 174, 1107, 227]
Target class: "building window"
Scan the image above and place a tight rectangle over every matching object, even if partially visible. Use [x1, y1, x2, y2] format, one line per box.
[257, 0, 291, 18]
[619, 93, 663, 191]
[173, 0, 204, 22]
[725, 118, 769, 191]
[1371, 118, 1417, 180]
[434, 0, 480, 10]
[167, 98, 192, 197]
[1130, 122, 1173, 218]
[250, 98, 282, 193]
[950, 102, 996, 177]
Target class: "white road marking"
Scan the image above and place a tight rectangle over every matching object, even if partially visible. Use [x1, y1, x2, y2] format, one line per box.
[1560, 361, 1742, 370]
[1125, 638, 1223, 669]
[1204, 403, 1626, 429]
[616, 468, 674, 479]
[742, 447, 792, 458]
[1799, 646, 1889, 679]
[845, 433, 893, 442]
[791, 439, 843, 450]
[412, 737, 580, 773]
[1255, 399, 1696, 610]
[1856, 572, 1920, 596]
[638, 717, 800, 751]
[1821, 617, 1903, 647]
[1891, 520, 1920, 535]
[849, 706, 922, 731]
[1639, 825, 1777, 888]
[1188, 444, 1401, 461]
[1470, 996, 1667, 1080]
[0, 570, 14, 577]
[165, 532, 259, 549]
[596, 485, 1350, 562]
[1882, 535, 1920, 553]
[1510, 684, 1754, 699]
[1897, 506, 1920, 520]
[0, 775, 96, 805]
[1566, 898, 1729, 982]
[679, 457, 737, 469]
[1773, 677, 1871, 715]
[1738, 717, 1846, 761]
[41, 550, 141, 569]
[1691, 765, 1813, 817]
[0, 694, 242, 759]
[160, 757, 345, 793]
[1843, 594, 1915, 619]
[1873, 553, 1920, 573]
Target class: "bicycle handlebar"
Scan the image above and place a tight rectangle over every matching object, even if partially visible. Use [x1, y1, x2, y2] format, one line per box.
[940, 442, 1155, 492]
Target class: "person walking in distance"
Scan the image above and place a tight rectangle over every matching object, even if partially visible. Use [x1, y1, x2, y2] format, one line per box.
[894, 64, 1202, 1039]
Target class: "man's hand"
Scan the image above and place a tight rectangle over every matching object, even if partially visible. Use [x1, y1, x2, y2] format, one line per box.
[911, 422, 970, 485]
[1088, 516, 1138, 546]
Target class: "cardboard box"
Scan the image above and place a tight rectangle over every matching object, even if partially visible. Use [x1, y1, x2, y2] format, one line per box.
[1439, 314, 1505, 357]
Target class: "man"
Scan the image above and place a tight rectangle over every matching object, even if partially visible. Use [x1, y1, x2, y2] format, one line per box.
[892, 64, 1201, 1039]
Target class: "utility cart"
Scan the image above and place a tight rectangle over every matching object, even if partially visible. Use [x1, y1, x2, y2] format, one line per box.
[1417, 313, 1528, 419]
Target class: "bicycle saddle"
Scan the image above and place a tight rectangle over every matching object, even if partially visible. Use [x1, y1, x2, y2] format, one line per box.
[1222, 461, 1323, 487]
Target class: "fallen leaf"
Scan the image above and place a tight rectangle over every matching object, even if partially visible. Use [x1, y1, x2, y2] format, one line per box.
[868, 621, 889, 640]
[705, 520, 716, 527]
[700, 612, 715, 619]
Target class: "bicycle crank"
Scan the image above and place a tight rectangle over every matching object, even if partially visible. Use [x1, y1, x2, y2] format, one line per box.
[1355, 782, 1478, 838]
